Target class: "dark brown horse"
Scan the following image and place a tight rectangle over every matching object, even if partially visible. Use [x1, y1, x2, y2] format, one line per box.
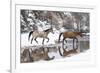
[58, 32, 82, 56]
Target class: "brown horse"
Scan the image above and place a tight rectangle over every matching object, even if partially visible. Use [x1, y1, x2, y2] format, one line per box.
[58, 32, 82, 56]
[58, 31, 82, 56]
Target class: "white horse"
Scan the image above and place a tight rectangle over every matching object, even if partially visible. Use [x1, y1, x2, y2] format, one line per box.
[28, 27, 54, 45]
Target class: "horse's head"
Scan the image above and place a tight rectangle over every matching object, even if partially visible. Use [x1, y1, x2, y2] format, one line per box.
[49, 27, 54, 34]
[80, 33, 83, 37]
[79, 30, 87, 37]
[44, 26, 54, 34]
[78, 32, 83, 37]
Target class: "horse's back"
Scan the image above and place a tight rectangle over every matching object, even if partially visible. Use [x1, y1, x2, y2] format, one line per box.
[63, 32, 81, 38]
[32, 30, 46, 37]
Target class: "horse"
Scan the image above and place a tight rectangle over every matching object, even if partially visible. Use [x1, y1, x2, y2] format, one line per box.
[28, 27, 54, 45]
[58, 31, 82, 56]
[58, 46, 78, 57]
[58, 31, 83, 56]
[30, 47, 55, 61]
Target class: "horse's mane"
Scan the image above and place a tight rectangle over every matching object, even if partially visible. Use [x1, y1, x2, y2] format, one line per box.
[44, 28, 51, 32]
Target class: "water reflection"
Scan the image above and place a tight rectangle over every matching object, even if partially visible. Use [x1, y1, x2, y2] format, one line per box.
[80, 41, 89, 52]
[21, 36, 90, 63]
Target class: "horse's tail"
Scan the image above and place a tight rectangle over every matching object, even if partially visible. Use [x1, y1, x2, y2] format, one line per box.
[28, 31, 33, 41]
[58, 33, 63, 43]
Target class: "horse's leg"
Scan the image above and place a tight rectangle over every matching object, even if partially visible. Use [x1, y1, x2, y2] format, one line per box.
[64, 39, 67, 48]
[76, 38, 78, 44]
[75, 37, 78, 49]
[76, 37, 78, 47]
[31, 38, 33, 44]
[62, 38, 65, 50]
[65, 39, 67, 43]
[34, 37, 38, 43]
[42, 38, 45, 45]
[73, 38, 74, 49]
